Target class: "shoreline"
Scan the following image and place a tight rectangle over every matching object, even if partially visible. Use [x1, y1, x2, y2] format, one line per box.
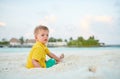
[0, 44, 120, 48]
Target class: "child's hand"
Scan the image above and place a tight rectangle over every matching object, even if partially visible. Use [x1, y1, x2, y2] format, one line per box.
[56, 54, 64, 64]
[60, 53, 64, 59]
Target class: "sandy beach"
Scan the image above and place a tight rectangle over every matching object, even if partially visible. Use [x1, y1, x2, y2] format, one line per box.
[0, 49, 120, 79]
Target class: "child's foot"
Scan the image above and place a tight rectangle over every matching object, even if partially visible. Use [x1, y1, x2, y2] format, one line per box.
[60, 53, 64, 59]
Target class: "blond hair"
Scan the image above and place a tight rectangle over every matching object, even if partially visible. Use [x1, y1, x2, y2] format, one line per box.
[34, 25, 49, 36]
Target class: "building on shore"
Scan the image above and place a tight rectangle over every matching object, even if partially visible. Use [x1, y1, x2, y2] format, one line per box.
[9, 38, 67, 47]
[9, 38, 21, 46]
[24, 39, 35, 46]
[47, 42, 67, 47]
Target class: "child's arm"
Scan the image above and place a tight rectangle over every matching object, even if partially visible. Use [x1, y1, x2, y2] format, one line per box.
[47, 52, 61, 63]
[32, 59, 41, 68]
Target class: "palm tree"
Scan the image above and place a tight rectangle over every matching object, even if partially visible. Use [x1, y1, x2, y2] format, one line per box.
[19, 36, 24, 45]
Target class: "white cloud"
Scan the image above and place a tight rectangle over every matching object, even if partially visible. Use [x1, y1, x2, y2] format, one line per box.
[80, 16, 91, 31]
[45, 14, 57, 23]
[79, 15, 113, 30]
[24, 32, 34, 39]
[39, 14, 57, 26]
[77, 15, 113, 38]
[94, 16, 113, 23]
[0, 22, 6, 26]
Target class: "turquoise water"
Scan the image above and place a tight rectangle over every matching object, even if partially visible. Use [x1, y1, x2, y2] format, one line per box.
[0, 47, 120, 53]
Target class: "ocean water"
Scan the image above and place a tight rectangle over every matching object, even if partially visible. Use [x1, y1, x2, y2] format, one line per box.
[0, 47, 120, 54]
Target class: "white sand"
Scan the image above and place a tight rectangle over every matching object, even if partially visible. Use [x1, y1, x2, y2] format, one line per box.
[0, 50, 120, 79]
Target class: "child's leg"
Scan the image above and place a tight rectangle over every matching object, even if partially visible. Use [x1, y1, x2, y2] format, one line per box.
[46, 58, 56, 68]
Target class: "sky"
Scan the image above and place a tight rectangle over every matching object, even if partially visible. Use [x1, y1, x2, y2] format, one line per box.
[0, 0, 120, 44]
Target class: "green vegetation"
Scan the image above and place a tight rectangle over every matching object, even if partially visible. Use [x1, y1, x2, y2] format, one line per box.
[0, 38, 9, 46]
[48, 37, 63, 42]
[0, 36, 103, 47]
[0, 41, 9, 45]
[19, 36, 24, 45]
[67, 36, 101, 47]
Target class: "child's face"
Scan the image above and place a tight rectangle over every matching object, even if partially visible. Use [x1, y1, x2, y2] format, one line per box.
[36, 29, 49, 44]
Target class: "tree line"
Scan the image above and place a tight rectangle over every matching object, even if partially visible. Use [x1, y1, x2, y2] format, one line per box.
[0, 38, 9, 46]
[0, 36, 104, 47]
[67, 36, 102, 47]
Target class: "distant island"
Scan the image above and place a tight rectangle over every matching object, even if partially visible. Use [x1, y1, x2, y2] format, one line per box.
[67, 36, 104, 47]
[0, 36, 105, 48]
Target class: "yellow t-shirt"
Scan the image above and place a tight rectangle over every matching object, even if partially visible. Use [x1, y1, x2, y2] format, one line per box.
[26, 41, 50, 68]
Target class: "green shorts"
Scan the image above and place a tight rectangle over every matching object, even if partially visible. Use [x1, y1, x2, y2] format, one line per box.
[46, 58, 56, 68]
